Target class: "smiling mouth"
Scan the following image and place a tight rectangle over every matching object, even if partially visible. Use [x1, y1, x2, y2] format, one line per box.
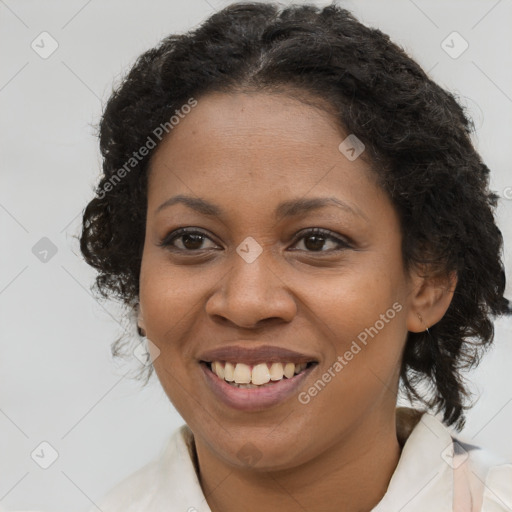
[201, 361, 318, 388]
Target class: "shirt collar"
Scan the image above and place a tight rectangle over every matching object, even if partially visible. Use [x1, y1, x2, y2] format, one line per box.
[150, 410, 457, 512]
[372, 411, 455, 511]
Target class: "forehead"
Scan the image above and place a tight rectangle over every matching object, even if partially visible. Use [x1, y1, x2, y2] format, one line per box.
[151, 91, 345, 163]
[146, 91, 383, 216]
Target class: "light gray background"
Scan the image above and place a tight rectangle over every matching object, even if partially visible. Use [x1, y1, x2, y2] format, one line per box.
[1, 0, 511, 510]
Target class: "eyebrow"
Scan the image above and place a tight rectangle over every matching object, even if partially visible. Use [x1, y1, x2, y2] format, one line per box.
[155, 194, 368, 222]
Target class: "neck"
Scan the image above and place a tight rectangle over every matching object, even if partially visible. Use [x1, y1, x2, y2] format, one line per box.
[195, 409, 404, 512]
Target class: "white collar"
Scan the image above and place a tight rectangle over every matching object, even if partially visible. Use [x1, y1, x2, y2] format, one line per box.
[136, 412, 455, 512]
[95, 411, 510, 511]
[371, 412, 455, 511]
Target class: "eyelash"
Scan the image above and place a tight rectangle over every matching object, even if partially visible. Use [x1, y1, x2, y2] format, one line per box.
[158, 227, 352, 254]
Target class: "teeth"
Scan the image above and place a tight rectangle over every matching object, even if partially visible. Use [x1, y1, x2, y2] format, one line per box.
[283, 362, 295, 379]
[224, 362, 235, 382]
[234, 363, 251, 384]
[295, 363, 307, 374]
[252, 363, 271, 385]
[269, 362, 284, 381]
[232, 382, 259, 389]
[212, 361, 225, 379]
[209, 361, 311, 386]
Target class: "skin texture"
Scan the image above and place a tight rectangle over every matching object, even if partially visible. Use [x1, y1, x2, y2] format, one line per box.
[138, 91, 455, 512]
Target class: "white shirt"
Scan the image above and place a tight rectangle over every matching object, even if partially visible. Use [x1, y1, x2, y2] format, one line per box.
[90, 410, 511, 512]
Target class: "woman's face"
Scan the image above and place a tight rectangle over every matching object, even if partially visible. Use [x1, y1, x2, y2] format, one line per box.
[139, 91, 419, 470]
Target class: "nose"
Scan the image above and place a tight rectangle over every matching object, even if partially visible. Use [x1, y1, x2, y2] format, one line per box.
[205, 248, 297, 329]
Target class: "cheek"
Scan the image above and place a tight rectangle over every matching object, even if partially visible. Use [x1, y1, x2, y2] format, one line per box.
[139, 257, 207, 415]
[302, 258, 408, 387]
[296, 291, 407, 433]
[307, 258, 407, 336]
[139, 256, 204, 333]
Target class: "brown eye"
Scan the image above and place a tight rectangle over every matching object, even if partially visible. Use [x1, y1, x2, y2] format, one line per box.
[159, 227, 351, 254]
[178, 233, 207, 250]
[303, 234, 327, 251]
[291, 228, 351, 253]
[159, 228, 218, 251]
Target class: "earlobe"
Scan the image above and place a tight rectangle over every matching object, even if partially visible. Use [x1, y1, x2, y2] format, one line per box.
[406, 271, 457, 333]
[136, 302, 147, 337]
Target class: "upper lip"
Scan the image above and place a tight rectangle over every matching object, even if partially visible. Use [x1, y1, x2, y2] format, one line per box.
[199, 344, 318, 365]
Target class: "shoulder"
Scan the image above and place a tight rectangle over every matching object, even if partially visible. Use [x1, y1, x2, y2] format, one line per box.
[454, 435, 512, 512]
[376, 409, 511, 512]
[89, 424, 207, 512]
[411, 410, 512, 512]
[482, 463, 512, 510]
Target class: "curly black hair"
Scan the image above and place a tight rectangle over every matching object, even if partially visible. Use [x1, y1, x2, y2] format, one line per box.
[80, 1, 510, 430]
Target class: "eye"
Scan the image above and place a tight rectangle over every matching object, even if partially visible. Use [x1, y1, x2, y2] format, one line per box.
[290, 228, 351, 253]
[159, 227, 351, 254]
[159, 228, 219, 252]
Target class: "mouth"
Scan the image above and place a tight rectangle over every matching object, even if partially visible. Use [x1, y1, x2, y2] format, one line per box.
[201, 360, 317, 389]
[198, 345, 319, 411]
[200, 360, 318, 411]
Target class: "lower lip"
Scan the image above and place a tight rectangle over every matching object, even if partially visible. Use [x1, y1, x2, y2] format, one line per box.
[200, 362, 316, 411]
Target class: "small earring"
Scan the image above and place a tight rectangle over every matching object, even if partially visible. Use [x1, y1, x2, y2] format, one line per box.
[417, 312, 430, 335]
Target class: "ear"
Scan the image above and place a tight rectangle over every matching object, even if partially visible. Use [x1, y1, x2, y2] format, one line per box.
[136, 302, 147, 337]
[406, 269, 457, 333]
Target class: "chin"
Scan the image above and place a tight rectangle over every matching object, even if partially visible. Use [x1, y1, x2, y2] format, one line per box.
[204, 427, 316, 472]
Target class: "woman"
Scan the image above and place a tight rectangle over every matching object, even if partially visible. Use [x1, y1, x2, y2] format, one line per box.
[80, 2, 512, 510]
